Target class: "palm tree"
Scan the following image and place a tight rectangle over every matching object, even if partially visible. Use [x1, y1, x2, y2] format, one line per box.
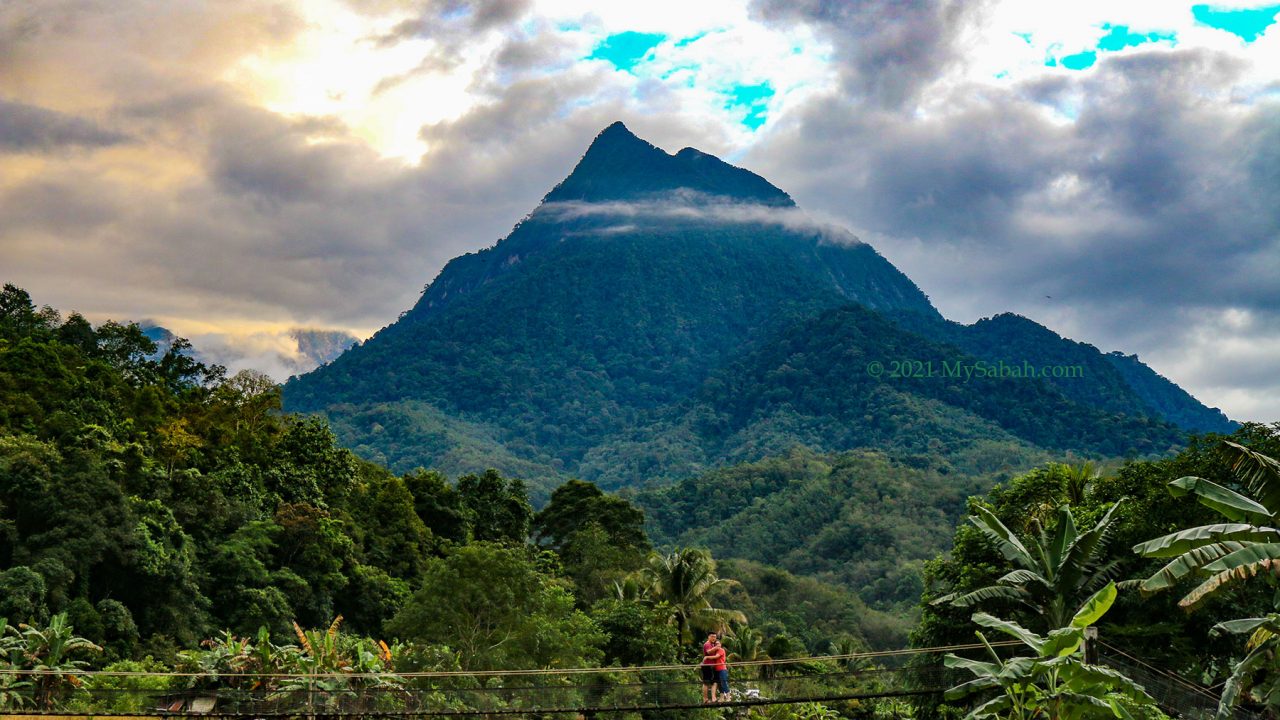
[727, 627, 770, 679]
[936, 501, 1127, 631]
[638, 548, 746, 643]
[1134, 441, 1280, 717]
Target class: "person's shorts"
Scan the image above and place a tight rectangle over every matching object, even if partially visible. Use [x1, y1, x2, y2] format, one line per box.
[717, 668, 729, 694]
[700, 666, 716, 684]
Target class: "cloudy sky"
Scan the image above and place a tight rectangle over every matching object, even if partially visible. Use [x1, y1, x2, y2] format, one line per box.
[2, 0, 1278, 421]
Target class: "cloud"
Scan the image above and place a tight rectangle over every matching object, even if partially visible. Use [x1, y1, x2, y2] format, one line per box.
[162, 325, 361, 382]
[749, 0, 980, 108]
[539, 192, 861, 243]
[0, 99, 129, 152]
[744, 12, 1280, 420]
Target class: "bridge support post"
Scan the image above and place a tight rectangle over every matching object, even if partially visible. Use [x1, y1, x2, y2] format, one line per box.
[1083, 626, 1098, 664]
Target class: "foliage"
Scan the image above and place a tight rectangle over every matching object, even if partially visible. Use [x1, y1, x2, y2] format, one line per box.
[1134, 438, 1280, 717]
[457, 469, 533, 545]
[535, 479, 651, 605]
[589, 598, 679, 666]
[713, 559, 902, 652]
[935, 497, 1128, 631]
[913, 437, 1280, 689]
[0, 613, 101, 709]
[0, 284, 496, 647]
[636, 547, 746, 645]
[944, 583, 1156, 720]
[637, 448, 999, 613]
[386, 542, 604, 671]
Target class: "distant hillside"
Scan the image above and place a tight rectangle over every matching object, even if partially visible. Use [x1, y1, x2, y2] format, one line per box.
[284, 122, 1229, 494]
[888, 310, 1235, 434]
[632, 448, 995, 613]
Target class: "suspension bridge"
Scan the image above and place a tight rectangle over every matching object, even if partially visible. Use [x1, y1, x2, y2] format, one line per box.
[0, 640, 1256, 719]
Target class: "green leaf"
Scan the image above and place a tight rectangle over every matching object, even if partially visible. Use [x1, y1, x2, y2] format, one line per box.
[1058, 500, 1124, 592]
[944, 675, 1002, 699]
[944, 653, 1001, 677]
[997, 569, 1050, 588]
[1169, 475, 1272, 523]
[1222, 441, 1280, 514]
[950, 585, 1027, 608]
[970, 506, 1034, 566]
[1049, 505, 1078, 566]
[1201, 542, 1280, 575]
[964, 694, 1012, 720]
[1217, 640, 1272, 719]
[1070, 581, 1116, 628]
[972, 612, 1045, 653]
[1041, 626, 1084, 658]
[1211, 616, 1280, 636]
[1182, 543, 1280, 608]
[1131, 523, 1277, 558]
[1138, 541, 1246, 593]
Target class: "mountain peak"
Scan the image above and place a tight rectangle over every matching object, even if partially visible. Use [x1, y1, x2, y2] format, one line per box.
[543, 122, 793, 206]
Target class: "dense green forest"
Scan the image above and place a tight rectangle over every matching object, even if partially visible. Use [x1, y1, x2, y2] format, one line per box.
[0, 284, 880, 709]
[635, 448, 996, 617]
[5, 283, 1280, 718]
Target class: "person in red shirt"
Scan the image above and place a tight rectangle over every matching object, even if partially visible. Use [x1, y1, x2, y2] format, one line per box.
[710, 639, 729, 700]
[700, 632, 719, 703]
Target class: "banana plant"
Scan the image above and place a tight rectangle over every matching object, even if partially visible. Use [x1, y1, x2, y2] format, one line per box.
[945, 583, 1156, 720]
[1134, 442, 1280, 608]
[0, 617, 32, 710]
[1134, 441, 1280, 717]
[13, 613, 100, 709]
[279, 617, 404, 711]
[936, 501, 1129, 631]
[1212, 613, 1280, 718]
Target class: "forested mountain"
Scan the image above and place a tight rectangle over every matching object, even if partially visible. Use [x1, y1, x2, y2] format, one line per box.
[633, 448, 993, 615]
[887, 310, 1234, 434]
[0, 284, 886, 669]
[284, 122, 1229, 493]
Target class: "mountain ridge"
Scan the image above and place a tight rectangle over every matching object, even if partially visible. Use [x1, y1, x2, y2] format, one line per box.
[284, 122, 1231, 493]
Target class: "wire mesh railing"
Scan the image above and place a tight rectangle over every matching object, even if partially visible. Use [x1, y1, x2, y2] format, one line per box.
[0, 647, 982, 717]
[1097, 643, 1262, 720]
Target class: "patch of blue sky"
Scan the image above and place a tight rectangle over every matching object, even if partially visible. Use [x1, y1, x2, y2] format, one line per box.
[674, 31, 709, 48]
[1192, 4, 1280, 42]
[723, 82, 774, 131]
[1043, 23, 1175, 72]
[587, 31, 667, 72]
[1096, 24, 1177, 51]
[1013, 31, 1034, 44]
[1060, 50, 1097, 70]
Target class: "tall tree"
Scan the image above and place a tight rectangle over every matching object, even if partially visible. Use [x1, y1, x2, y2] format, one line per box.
[456, 470, 532, 545]
[638, 548, 745, 644]
[386, 543, 602, 670]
